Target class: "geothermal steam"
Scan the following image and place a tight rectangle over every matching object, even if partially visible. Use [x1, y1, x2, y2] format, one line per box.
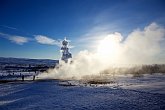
[38, 23, 165, 79]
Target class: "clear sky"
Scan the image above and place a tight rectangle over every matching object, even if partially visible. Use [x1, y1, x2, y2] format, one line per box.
[0, 0, 165, 59]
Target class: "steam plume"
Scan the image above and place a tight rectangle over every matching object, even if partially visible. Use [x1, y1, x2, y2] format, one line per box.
[38, 23, 165, 79]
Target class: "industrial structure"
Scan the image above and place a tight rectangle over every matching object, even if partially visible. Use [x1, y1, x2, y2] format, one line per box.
[60, 37, 72, 63]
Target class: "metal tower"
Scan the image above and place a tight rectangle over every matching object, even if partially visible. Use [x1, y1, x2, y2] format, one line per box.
[60, 37, 72, 63]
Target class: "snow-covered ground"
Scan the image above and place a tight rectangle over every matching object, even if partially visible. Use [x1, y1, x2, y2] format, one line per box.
[0, 74, 165, 110]
[115, 73, 165, 94]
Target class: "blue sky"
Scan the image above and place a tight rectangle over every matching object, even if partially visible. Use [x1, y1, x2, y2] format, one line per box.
[0, 0, 165, 59]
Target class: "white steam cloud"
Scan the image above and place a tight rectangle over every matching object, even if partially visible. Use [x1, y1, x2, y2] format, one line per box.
[122, 22, 165, 64]
[38, 23, 165, 79]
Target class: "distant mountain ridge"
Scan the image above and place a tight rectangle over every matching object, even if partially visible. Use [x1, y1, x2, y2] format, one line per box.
[0, 57, 59, 66]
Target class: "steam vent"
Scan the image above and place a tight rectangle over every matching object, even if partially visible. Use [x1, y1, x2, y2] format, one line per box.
[60, 37, 72, 63]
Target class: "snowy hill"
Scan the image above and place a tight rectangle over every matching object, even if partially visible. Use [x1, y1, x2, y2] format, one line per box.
[0, 57, 59, 66]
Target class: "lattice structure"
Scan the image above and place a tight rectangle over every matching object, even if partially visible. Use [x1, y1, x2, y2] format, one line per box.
[60, 37, 72, 63]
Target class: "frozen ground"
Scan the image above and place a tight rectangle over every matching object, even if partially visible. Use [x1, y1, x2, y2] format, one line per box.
[0, 74, 165, 110]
